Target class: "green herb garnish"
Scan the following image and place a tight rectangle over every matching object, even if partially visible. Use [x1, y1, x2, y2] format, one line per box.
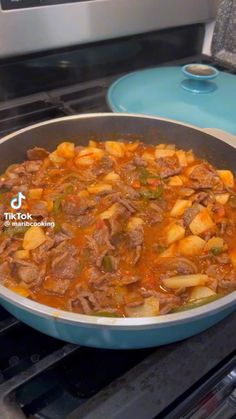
[53, 196, 62, 214]
[76, 248, 90, 276]
[171, 294, 224, 313]
[139, 168, 149, 186]
[4, 226, 29, 236]
[140, 185, 163, 200]
[65, 184, 74, 194]
[139, 168, 159, 186]
[54, 222, 61, 233]
[102, 255, 114, 272]
[210, 247, 222, 256]
[53, 184, 74, 215]
[153, 243, 166, 253]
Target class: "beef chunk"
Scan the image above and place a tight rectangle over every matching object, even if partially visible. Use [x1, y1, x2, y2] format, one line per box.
[106, 203, 127, 236]
[30, 200, 48, 217]
[87, 268, 113, 289]
[183, 203, 202, 227]
[141, 289, 181, 314]
[0, 176, 21, 189]
[127, 225, 144, 264]
[18, 265, 40, 284]
[214, 253, 230, 264]
[116, 181, 140, 199]
[205, 264, 225, 281]
[1, 241, 20, 258]
[68, 286, 103, 314]
[54, 232, 71, 245]
[12, 184, 29, 195]
[61, 223, 74, 237]
[77, 214, 96, 227]
[192, 191, 215, 206]
[142, 203, 163, 225]
[24, 160, 42, 173]
[159, 257, 198, 276]
[44, 278, 70, 295]
[51, 252, 78, 280]
[92, 156, 114, 176]
[0, 238, 11, 255]
[31, 236, 55, 264]
[120, 275, 140, 285]
[0, 261, 11, 283]
[116, 196, 137, 213]
[16, 260, 44, 287]
[189, 163, 223, 190]
[86, 222, 114, 268]
[27, 147, 49, 161]
[62, 196, 93, 216]
[156, 156, 181, 178]
[218, 270, 236, 290]
[128, 225, 144, 248]
[133, 155, 147, 167]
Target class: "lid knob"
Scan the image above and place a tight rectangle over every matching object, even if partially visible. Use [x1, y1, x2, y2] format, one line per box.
[181, 64, 219, 93]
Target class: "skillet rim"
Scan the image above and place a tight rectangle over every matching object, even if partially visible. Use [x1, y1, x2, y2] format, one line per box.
[0, 112, 235, 328]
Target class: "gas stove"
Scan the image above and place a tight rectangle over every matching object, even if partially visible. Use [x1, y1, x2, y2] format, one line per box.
[0, 24, 235, 419]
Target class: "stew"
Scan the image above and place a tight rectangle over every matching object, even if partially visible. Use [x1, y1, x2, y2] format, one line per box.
[0, 139, 235, 317]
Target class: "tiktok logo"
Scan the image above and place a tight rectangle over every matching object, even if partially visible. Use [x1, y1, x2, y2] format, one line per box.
[10, 192, 26, 210]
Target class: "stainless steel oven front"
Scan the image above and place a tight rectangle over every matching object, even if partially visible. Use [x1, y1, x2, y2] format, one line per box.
[0, 0, 216, 58]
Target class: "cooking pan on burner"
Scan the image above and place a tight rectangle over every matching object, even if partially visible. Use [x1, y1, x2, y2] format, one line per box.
[0, 113, 235, 349]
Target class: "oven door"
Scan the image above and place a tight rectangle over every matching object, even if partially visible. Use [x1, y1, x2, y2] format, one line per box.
[0, 0, 216, 58]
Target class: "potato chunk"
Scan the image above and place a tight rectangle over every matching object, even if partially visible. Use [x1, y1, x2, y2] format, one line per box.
[170, 200, 191, 217]
[215, 193, 230, 205]
[127, 217, 144, 230]
[189, 286, 216, 301]
[23, 226, 46, 250]
[105, 141, 125, 158]
[88, 140, 97, 147]
[155, 149, 175, 159]
[14, 250, 30, 260]
[178, 235, 205, 256]
[189, 209, 215, 235]
[142, 152, 155, 163]
[49, 152, 65, 164]
[56, 142, 75, 159]
[186, 150, 195, 164]
[166, 223, 185, 245]
[158, 244, 177, 258]
[176, 150, 187, 167]
[87, 183, 112, 194]
[125, 142, 139, 151]
[217, 170, 234, 188]
[168, 176, 183, 186]
[28, 188, 43, 200]
[205, 237, 225, 253]
[100, 203, 119, 220]
[103, 172, 120, 182]
[125, 297, 159, 317]
[163, 274, 208, 289]
[9, 286, 30, 298]
[75, 147, 104, 166]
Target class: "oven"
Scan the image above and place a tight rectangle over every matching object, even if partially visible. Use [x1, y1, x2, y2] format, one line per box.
[0, 0, 216, 58]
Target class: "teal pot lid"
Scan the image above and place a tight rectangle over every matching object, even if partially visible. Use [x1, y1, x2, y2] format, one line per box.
[107, 66, 236, 135]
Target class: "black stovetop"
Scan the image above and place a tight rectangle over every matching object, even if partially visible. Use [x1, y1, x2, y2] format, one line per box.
[0, 24, 235, 419]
